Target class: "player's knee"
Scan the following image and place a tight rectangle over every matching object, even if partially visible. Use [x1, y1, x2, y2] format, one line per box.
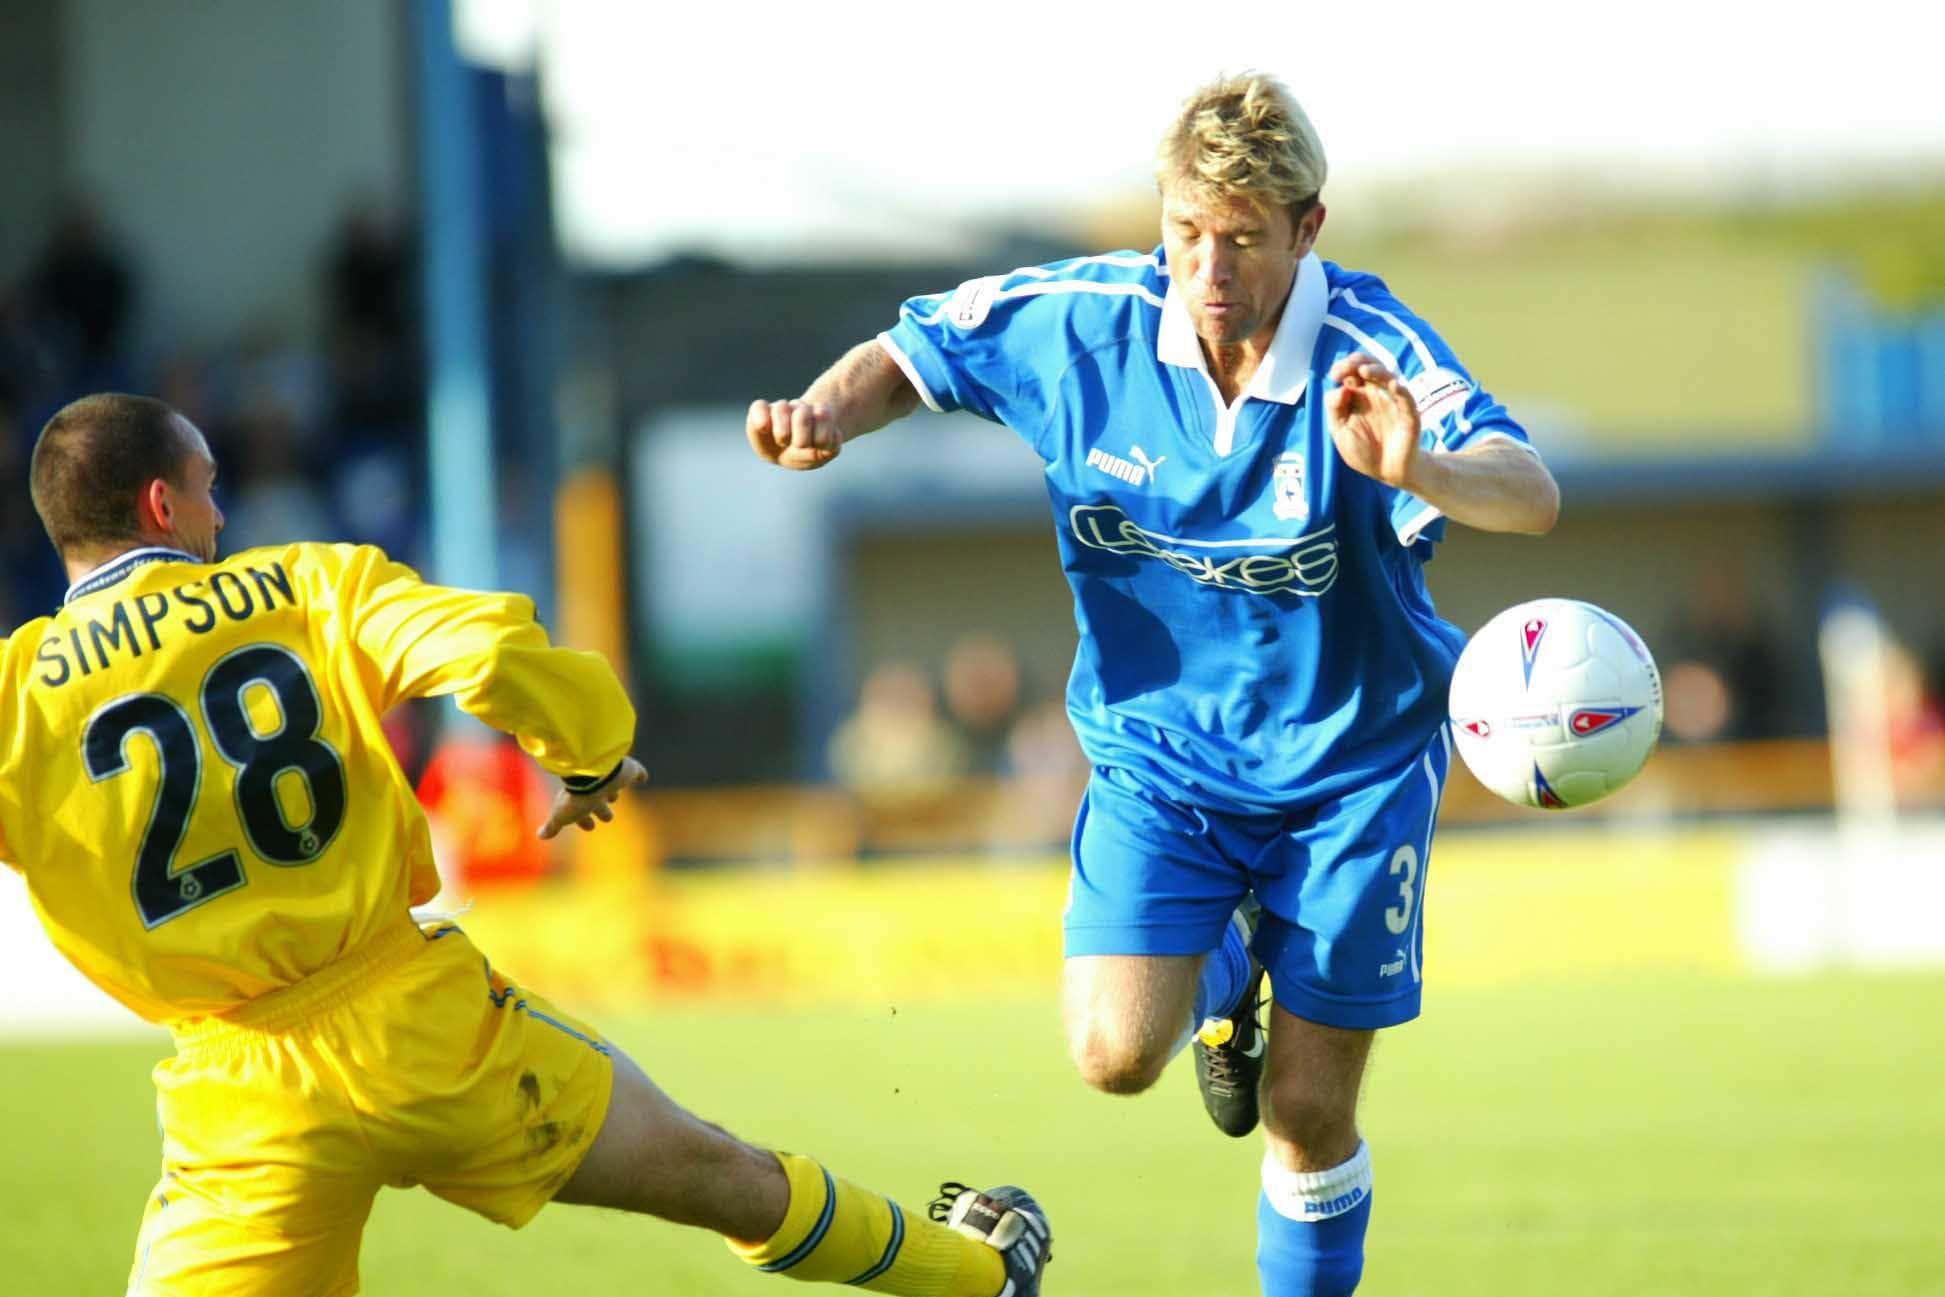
[1261, 1078, 1355, 1155]
[1068, 1025, 1170, 1095]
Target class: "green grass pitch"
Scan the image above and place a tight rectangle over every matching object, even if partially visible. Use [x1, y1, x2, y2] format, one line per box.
[5, 969, 1943, 1296]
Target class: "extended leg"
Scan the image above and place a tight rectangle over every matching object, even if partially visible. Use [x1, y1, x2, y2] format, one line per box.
[1256, 1006, 1375, 1296]
[556, 1046, 1049, 1296]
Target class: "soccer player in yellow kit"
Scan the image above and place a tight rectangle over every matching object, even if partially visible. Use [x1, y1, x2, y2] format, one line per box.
[0, 393, 1053, 1297]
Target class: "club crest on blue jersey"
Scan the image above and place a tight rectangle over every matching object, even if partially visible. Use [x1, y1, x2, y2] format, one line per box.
[1568, 705, 1641, 737]
[1271, 451, 1308, 522]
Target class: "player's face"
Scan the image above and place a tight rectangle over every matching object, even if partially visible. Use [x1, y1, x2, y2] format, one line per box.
[1161, 190, 1321, 348]
[162, 416, 225, 561]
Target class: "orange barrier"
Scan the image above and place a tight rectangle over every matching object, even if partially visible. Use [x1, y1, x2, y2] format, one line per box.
[423, 736, 1939, 883]
[615, 739, 1849, 869]
[1437, 737, 1841, 824]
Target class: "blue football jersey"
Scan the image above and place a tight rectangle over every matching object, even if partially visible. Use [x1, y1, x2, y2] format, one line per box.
[878, 249, 1536, 813]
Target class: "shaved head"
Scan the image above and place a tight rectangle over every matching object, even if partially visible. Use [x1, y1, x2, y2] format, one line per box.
[30, 393, 198, 556]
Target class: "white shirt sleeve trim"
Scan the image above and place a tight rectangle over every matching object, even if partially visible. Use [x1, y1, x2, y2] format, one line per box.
[1394, 431, 1544, 543]
[875, 332, 943, 414]
[994, 279, 1166, 309]
[1394, 500, 1444, 546]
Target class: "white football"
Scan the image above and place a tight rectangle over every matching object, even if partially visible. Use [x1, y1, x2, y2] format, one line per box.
[1448, 598, 1664, 809]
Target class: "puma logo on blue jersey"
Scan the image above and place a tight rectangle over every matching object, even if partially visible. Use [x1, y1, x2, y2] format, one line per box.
[1086, 446, 1165, 486]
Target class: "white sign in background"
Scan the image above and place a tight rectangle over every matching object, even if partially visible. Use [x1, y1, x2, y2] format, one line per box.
[0, 872, 156, 1040]
[1737, 821, 1945, 973]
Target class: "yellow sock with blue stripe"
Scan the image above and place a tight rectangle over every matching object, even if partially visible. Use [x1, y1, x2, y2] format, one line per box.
[728, 1153, 1006, 1297]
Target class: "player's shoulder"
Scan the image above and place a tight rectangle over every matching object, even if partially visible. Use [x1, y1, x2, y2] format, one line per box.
[1013, 247, 1168, 290]
[1318, 260, 1462, 381]
[253, 539, 392, 577]
[911, 247, 1167, 336]
[226, 540, 413, 601]
[999, 247, 1168, 318]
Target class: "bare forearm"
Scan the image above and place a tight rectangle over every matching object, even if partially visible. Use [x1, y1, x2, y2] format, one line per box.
[802, 341, 921, 443]
[1402, 442, 1560, 535]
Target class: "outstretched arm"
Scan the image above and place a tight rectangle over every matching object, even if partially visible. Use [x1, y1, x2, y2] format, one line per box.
[337, 545, 644, 829]
[746, 340, 922, 471]
[1326, 352, 1559, 535]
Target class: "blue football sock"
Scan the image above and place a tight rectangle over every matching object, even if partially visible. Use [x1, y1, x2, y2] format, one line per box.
[1256, 1143, 1373, 1296]
[1192, 908, 1253, 1023]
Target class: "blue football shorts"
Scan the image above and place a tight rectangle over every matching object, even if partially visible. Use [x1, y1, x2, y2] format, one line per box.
[1062, 725, 1453, 1030]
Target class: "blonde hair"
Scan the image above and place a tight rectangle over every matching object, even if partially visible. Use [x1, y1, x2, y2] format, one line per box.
[1156, 72, 1327, 219]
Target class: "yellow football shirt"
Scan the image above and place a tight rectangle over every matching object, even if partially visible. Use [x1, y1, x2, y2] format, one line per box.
[0, 542, 634, 1025]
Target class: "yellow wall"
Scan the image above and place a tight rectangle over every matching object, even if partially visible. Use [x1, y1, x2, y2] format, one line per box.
[456, 828, 1743, 1013]
[1426, 828, 1741, 985]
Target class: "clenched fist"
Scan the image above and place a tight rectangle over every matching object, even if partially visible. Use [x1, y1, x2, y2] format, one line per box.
[747, 398, 843, 471]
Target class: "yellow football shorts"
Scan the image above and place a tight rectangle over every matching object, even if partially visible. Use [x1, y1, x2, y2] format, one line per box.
[127, 921, 615, 1297]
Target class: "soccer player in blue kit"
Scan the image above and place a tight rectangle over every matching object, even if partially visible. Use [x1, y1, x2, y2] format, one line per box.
[747, 73, 1559, 1295]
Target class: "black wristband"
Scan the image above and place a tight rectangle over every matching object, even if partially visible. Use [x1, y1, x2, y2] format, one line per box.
[562, 761, 625, 795]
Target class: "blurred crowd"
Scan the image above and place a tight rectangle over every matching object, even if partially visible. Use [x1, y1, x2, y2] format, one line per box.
[1658, 568, 1794, 746]
[0, 198, 427, 635]
[828, 634, 1089, 847]
[827, 586, 1945, 839]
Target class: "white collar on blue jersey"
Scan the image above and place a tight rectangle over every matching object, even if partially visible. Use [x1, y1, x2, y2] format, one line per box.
[1156, 252, 1328, 405]
[63, 545, 202, 605]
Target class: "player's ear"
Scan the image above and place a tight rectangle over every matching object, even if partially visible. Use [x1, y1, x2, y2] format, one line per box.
[1294, 202, 1326, 255]
[141, 477, 174, 535]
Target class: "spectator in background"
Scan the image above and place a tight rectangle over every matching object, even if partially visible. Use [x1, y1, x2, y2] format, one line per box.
[21, 199, 134, 394]
[0, 385, 63, 626]
[941, 633, 1025, 775]
[323, 198, 420, 439]
[1663, 565, 1788, 741]
[1660, 658, 1736, 744]
[827, 660, 967, 807]
[1884, 641, 1945, 806]
[319, 200, 425, 566]
[998, 699, 1090, 849]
